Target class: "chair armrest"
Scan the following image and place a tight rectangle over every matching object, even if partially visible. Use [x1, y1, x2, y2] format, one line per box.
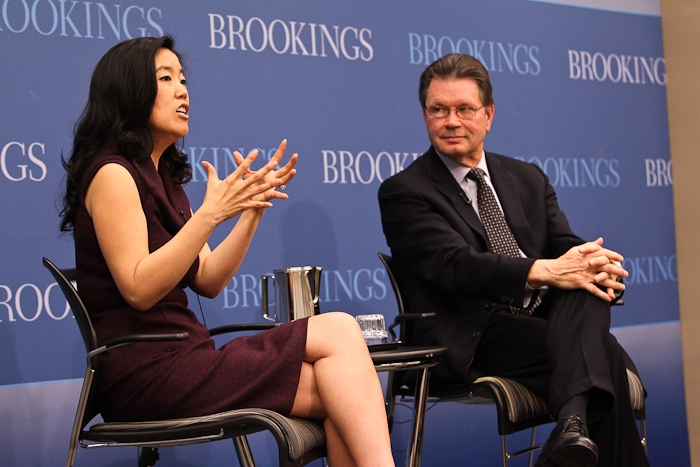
[611, 276, 624, 306]
[208, 323, 279, 337]
[388, 313, 436, 342]
[105, 332, 189, 348]
[87, 333, 190, 362]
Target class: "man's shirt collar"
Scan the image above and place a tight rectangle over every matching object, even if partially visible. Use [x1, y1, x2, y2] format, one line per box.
[435, 150, 490, 184]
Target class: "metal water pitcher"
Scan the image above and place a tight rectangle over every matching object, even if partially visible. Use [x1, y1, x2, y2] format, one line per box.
[261, 266, 323, 323]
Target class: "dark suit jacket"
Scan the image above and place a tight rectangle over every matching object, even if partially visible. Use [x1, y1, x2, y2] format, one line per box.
[377, 147, 583, 385]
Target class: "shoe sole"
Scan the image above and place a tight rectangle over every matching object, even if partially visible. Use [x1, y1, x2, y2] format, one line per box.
[547, 445, 598, 467]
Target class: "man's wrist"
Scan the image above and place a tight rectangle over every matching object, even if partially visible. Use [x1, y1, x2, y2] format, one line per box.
[527, 259, 548, 289]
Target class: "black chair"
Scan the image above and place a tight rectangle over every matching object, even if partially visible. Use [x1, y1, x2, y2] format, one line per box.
[42, 257, 326, 467]
[377, 252, 647, 467]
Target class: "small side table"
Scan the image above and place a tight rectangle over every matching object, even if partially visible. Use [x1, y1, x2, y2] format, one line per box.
[370, 345, 447, 467]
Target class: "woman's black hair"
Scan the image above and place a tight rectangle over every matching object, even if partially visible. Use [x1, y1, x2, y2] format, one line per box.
[60, 35, 191, 233]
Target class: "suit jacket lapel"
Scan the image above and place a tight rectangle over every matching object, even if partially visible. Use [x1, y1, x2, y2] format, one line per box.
[424, 148, 488, 242]
[486, 153, 537, 256]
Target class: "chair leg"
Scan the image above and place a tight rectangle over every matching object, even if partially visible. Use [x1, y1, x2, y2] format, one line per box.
[500, 428, 544, 466]
[385, 371, 397, 434]
[405, 367, 431, 467]
[138, 448, 159, 467]
[234, 436, 256, 467]
[640, 419, 648, 455]
[528, 426, 538, 467]
[501, 435, 509, 467]
[66, 440, 78, 467]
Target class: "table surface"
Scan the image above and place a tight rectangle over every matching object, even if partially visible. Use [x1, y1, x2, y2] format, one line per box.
[369, 344, 447, 366]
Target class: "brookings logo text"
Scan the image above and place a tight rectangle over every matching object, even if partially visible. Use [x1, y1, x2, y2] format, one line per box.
[1, 141, 47, 182]
[645, 158, 672, 187]
[183, 146, 418, 185]
[321, 150, 620, 188]
[519, 156, 620, 188]
[0, 1, 163, 39]
[623, 254, 676, 286]
[408, 32, 540, 75]
[186, 146, 285, 182]
[568, 50, 665, 86]
[323, 150, 420, 185]
[1, 281, 70, 322]
[208, 13, 373, 61]
[184, 147, 632, 189]
[1, 267, 389, 321]
[224, 268, 388, 309]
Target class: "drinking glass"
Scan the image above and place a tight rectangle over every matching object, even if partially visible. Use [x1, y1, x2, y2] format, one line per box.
[355, 314, 389, 345]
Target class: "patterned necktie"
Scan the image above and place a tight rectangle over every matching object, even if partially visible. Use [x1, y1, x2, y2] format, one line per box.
[466, 167, 539, 315]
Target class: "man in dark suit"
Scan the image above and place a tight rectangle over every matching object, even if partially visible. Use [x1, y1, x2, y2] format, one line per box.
[378, 54, 649, 467]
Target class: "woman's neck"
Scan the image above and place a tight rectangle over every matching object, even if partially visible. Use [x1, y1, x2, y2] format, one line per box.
[150, 145, 166, 168]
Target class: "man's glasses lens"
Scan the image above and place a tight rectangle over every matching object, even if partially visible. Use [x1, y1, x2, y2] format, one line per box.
[426, 106, 483, 119]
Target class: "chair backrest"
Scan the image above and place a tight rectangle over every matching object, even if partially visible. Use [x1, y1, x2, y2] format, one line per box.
[42, 257, 98, 352]
[377, 252, 406, 316]
[378, 251, 415, 345]
[42, 257, 103, 432]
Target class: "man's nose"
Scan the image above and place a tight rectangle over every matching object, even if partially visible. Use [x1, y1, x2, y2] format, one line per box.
[444, 110, 461, 126]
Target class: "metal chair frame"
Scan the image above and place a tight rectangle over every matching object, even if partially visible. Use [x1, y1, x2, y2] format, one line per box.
[377, 252, 647, 467]
[43, 257, 326, 467]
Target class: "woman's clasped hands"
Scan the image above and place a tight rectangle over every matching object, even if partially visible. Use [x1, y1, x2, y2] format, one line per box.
[199, 139, 298, 223]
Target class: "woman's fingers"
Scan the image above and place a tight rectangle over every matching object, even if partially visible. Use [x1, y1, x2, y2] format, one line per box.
[269, 139, 288, 164]
[232, 151, 247, 170]
[224, 149, 262, 184]
[276, 152, 298, 178]
[228, 141, 296, 181]
[201, 140, 297, 214]
[202, 160, 220, 183]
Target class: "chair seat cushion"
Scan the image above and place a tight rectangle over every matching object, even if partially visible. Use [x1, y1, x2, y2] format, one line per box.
[471, 376, 551, 424]
[440, 371, 645, 425]
[627, 369, 645, 412]
[87, 408, 325, 461]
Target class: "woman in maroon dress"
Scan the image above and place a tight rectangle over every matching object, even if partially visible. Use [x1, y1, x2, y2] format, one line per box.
[60, 36, 394, 467]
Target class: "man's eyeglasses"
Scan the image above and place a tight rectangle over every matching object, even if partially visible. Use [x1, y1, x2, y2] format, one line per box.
[424, 105, 485, 119]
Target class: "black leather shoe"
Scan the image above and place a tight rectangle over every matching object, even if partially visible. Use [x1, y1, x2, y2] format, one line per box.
[535, 415, 598, 467]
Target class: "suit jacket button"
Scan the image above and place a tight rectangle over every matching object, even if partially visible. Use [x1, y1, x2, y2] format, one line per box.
[485, 303, 494, 310]
[472, 331, 481, 338]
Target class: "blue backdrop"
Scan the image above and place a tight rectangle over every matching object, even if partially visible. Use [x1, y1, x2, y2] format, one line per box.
[0, 1, 686, 466]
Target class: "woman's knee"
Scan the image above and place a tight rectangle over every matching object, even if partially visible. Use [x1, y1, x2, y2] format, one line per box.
[310, 312, 362, 340]
[306, 312, 365, 357]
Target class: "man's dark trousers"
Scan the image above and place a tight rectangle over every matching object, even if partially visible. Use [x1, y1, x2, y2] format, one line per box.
[469, 287, 649, 466]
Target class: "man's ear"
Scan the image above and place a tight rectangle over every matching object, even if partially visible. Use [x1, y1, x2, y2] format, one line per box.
[485, 104, 495, 131]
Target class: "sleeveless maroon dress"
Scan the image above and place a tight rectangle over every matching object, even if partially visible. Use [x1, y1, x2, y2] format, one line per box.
[74, 154, 308, 422]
